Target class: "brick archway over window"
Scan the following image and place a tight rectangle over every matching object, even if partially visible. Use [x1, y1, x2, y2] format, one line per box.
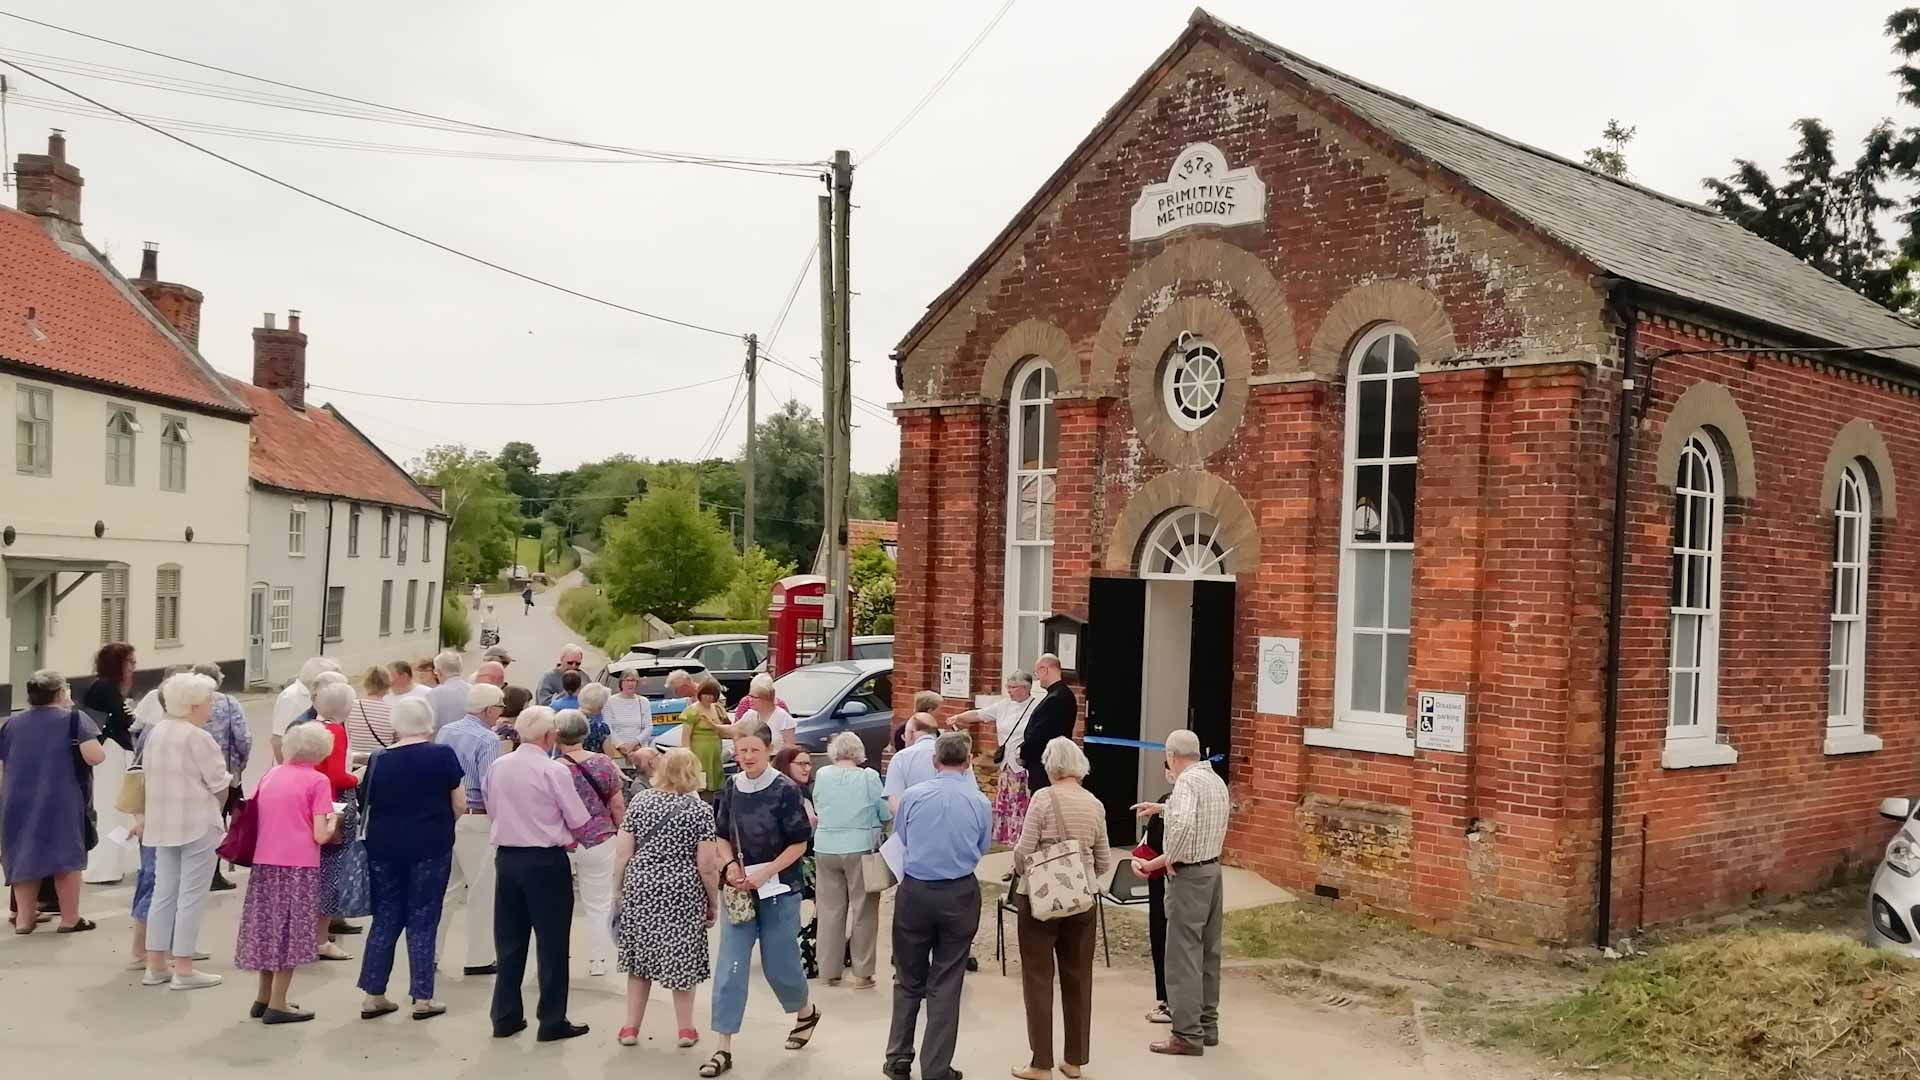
[1306, 279, 1458, 378]
[1127, 296, 1253, 467]
[980, 317, 1080, 400]
[1105, 469, 1260, 576]
[1090, 237, 1298, 392]
[1653, 381, 1758, 500]
[1821, 418, 1899, 519]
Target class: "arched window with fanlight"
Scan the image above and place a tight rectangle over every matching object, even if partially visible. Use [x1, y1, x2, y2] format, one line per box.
[1142, 508, 1233, 578]
[1828, 461, 1871, 740]
[1004, 358, 1057, 673]
[1332, 326, 1419, 741]
[1664, 432, 1732, 767]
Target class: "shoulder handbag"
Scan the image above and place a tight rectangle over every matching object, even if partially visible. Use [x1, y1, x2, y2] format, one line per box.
[718, 786, 759, 925]
[858, 773, 896, 893]
[993, 697, 1036, 766]
[1021, 790, 1095, 921]
[562, 755, 614, 844]
[69, 710, 98, 851]
[114, 735, 147, 816]
[217, 791, 260, 866]
[355, 702, 392, 749]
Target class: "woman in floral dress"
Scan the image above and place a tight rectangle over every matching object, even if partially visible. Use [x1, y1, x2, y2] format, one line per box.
[611, 747, 718, 1049]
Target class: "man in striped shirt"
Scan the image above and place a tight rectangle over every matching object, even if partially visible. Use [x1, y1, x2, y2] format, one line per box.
[1132, 728, 1229, 1056]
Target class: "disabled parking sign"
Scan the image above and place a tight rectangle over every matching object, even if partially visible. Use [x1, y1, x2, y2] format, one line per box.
[1415, 691, 1467, 753]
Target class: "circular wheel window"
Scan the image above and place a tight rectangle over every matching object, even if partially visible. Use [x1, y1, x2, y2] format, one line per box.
[1162, 334, 1225, 431]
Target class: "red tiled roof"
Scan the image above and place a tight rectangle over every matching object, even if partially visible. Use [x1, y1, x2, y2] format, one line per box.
[224, 378, 443, 514]
[849, 519, 899, 550]
[0, 207, 248, 415]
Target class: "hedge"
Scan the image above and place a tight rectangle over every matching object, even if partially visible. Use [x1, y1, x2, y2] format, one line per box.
[669, 619, 770, 636]
[440, 595, 472, 649]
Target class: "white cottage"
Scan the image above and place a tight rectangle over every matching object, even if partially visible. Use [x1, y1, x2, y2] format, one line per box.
[0, 133, 253, 707]
[221, 313, 447, 688]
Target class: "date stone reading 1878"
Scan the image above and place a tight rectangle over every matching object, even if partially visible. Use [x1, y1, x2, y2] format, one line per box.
[1128, 141, 1267, 241]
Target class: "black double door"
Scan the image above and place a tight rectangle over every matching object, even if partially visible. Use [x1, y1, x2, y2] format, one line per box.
[1083, 576, 1235, 846]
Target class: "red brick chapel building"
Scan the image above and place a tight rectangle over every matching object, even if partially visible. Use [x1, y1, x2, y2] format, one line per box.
[889, 9, 1920, 944]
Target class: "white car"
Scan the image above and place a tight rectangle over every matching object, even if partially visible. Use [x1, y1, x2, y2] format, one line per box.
[1868, 796, 1920, 957]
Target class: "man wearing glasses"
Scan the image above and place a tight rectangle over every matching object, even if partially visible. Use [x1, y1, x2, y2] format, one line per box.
[535, 645, 586, 706]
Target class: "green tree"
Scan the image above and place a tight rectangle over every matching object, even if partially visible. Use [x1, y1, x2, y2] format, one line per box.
[412, 445, 522, 587]
[744, 402, 825, 569]
[1582, 119, 1636, 179]
[599, 481, 738, 621]
[851, 464, 899, 521]
[724, 545, 796, 620]
[575, 456, 651, 542]
[496, 440, 544, 518]
[849, 540, 896, 634]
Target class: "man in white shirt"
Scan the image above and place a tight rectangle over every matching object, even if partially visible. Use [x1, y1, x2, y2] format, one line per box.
[271, 656, 339, 763]
[427, 650, 474, 733]
[384, 659, 432, 707]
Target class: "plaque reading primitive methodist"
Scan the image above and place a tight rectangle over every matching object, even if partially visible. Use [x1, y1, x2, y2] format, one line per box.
[1128, 142, 1267, 242]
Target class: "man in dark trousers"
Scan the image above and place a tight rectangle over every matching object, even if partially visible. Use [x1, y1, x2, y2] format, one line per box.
[1018, 653, 1077, 794]
[884, 732, 991, 1080]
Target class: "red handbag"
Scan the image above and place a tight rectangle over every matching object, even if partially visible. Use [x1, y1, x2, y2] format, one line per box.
[216, 794, 260, 867]
[1131, 840, 1167, 881]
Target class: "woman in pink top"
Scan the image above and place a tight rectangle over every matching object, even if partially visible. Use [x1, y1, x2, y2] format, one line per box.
[233, 722, 341, 1025]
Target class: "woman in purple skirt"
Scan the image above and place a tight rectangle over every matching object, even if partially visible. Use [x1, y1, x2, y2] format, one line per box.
[234, 722, 340, 1025]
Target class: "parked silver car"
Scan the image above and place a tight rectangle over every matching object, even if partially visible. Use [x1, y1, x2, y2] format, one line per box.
[1867, 796, 1920, 957]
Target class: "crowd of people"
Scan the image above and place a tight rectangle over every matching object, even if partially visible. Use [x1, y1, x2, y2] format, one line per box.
[0, 637, 1235, 1078]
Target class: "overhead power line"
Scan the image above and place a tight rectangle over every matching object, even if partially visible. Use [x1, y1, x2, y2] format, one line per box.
[0, 56, 743, 340]
[861, 0, 1019, 164]
[763, 355, 895, 421]
[312, 373, 738, 408]
[0, 13, 823, 173]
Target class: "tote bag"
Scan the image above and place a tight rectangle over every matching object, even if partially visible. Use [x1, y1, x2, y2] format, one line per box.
[1020, 791, 1095, 921]
[216, 794, 260, 866]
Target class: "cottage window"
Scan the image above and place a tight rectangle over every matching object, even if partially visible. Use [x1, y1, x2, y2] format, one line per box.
[379, 580, 393, 636]
[1331, 327, 1418, 743]
[105, 407, 139, 486]
[404, 579, 419, 633]
[398, 514, 409, 565]
[270, 587, 293, 649]
[1826, 462, 1880, 754]
[380, 508, 392, 558]
[1664, 433, 1736, 768]
[155, 565, 182, 647]
[423, 520, 433, 563]
[99, 566, 129, 644]
[348, 504, 362, 557]
[425, 582, 437, 631]
[1003, 358, 1057, 672]
[324, 586, 346, 643]
[1161, 333, 1225, 431]
[16, 384, 51, 476]
[288, 500, 307, 556]
[160, 417, 188, 492]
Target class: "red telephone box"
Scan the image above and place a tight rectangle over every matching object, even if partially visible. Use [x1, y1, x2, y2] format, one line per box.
[767, 575, 828, 676]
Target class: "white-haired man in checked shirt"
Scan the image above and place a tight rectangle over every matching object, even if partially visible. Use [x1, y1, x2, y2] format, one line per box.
[1131, 728, 1229, 1056]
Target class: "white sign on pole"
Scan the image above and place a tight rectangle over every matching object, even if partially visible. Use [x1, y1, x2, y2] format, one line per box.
[1255, 636, 1299, 716]
[1129, 142, 1268, 242]
[1415, 691, 1467, 753]
[939, 653, 972, 700]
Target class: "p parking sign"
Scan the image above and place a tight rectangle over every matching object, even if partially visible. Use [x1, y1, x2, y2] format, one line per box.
[1415, 691, 1467, 753]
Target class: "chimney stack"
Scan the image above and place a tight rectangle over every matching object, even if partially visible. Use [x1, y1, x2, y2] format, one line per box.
[252, 310, 310, 411]
[131, 242, 205, 347]
[14, 130, 83, 225]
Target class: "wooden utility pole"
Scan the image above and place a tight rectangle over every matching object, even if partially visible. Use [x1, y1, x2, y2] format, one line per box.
[827, 150, 854, 660]
[817, 190, 840, 650]
[743, 332, 758, 552]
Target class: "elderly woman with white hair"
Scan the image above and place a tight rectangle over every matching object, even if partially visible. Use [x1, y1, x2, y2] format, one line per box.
[272, 656, 339, 762]
[355, 697, 465, 1020]
[235, 721, 341, 1025]
[739, 673, 797, 754]
[577, 682, 615, 755]
[308, 681, 369, 960]
[812, 730, 889, 988]
[1010, 736, 1114, 1080]
[137, 671, 232, 990]
[555, 707, 625, 976]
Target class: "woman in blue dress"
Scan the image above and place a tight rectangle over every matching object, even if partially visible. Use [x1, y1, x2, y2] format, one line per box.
[1, 669, 106, 933]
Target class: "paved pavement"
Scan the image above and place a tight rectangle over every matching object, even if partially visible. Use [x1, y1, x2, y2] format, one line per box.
[0, 574, 1549, 1079]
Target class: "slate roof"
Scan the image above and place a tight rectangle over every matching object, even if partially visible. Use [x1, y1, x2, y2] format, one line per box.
[895, 9, 1920, 367]
[0, 207, 251, 415]
[224, 377, 444, 515]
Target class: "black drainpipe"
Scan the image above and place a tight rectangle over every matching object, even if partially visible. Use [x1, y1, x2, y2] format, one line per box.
[1597, 283, 1638, 948]
[317, 501, 335, 657]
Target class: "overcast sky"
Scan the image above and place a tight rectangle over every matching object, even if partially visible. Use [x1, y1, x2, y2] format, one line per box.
[3, 0, 1913, 475]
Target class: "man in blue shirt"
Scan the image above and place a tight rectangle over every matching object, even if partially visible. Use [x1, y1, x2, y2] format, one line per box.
[884, 732, 990, 1080]
[433, 683, 504, 975]
[883, 712, 943, 814]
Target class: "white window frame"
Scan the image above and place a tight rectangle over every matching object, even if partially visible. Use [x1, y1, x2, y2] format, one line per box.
[16, 384, 51, 476]
[99, 566, 129, 644]
[269, 586, 293, 649]
[405, 579, 419, 633]
[1141, 508, 1234, 580]
[288, 500, 308, 557]
[347, 504, 362, 558]
[379, 579, 393, 637]
[423, 519, 433, 563]
[1161, 333, 1226, 432]
[105, 406, 140, 487]
[1002, 358, 1057, 675]
[398, 513, 409, 565]
[323, 586, 346, 643]
[380, 508, 392, 557]
[1826, 461, 1881, 755]
[1663, 433, 1737, 768]
[154, 564, 182, 648]
[1313, 325, 1419, 757]
[160, 416, 188, 492]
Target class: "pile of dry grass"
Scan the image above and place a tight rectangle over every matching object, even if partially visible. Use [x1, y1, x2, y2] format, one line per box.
[1505, 931, 1920, 1079]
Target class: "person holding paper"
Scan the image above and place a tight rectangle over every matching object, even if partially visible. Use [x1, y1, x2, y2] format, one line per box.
[705, 718, 820, 1078]
[883, 732, 992, 1080]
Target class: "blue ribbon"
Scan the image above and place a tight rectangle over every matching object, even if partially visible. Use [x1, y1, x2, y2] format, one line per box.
[1083, 735, 1224, 764]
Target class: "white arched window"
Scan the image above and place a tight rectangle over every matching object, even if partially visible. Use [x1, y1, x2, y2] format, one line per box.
[1664, 433, 1734, 767]
[1004, 359, 1057, 672]
[1331, 326, 1419, 743]
[1828, 462, 1871, 739]
[1143, 508, 1233, 578]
